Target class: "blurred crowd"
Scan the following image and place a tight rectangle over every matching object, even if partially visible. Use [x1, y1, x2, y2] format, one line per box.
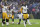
[0, 0, 40, 19]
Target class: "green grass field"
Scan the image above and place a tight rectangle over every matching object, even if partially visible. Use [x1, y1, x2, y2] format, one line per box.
[0, 19, 40, 27]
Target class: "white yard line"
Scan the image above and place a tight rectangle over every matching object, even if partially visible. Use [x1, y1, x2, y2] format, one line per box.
[31, 22, 39, 24]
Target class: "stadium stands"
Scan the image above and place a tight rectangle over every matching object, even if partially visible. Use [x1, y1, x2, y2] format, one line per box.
[0, 0, 40, 19]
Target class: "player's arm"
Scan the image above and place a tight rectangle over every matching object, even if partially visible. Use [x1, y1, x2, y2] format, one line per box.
[26, 5, 30, 12]
[7, 4, 12, 9]
[20, 8, 23, 11]
[27, 7, 30, 12]
[18, 7, 23, 13]
[1, 5, 3, 8]
[9, 4, 12, 7]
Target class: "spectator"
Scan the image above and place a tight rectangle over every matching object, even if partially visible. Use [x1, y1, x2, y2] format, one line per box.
[0, 0, 2, 2]
[32, 8, 36, 18]
[29, 4, 33, 13]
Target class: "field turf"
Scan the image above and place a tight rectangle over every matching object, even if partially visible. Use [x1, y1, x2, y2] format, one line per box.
[0, 19, 40, 27]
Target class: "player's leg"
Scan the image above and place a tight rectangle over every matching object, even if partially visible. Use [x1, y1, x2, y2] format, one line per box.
[18, 14, 22, 24]
[18, 19, 21, 24]
[25, 19, 27, 24]
[27, 14, 32, 25]
[23, 19, 26, 27]
[27, 18, 32, 25]
[12, 15, 14, 24]
[2, 19, 5, 26]
[8, 15, 10, 19]
[23, 14, 27, 27]
[6, 13, 9, 25]
[2, 13, 5, 26]
[12, 18, 14, 24]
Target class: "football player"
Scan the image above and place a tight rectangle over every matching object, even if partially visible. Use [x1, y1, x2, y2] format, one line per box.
[17, 6, 23, 24]
[2, 3, 9, 26]
[7, 4, 14, 24]
[18, 2, 31, 27]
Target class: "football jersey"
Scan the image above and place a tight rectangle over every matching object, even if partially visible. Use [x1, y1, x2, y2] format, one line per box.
[2, 6, 8, 13]
[7, 9, 13, 15]
[22, 5, 28, 13]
